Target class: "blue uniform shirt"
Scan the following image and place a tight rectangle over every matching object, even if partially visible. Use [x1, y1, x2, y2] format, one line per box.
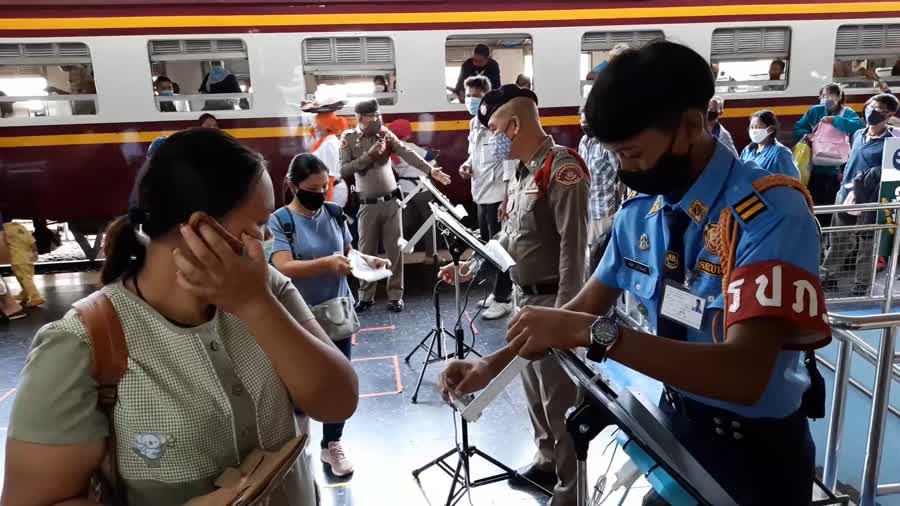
[595, 140, 824, 419]
[740, 141, 801, 179]
[268, 207, 353, 307]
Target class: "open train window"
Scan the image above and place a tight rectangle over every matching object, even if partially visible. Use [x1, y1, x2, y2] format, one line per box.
[444, 34, 533, 103]
[710, 27, 791, 93]
[834, 24, 900, 93]
[302, 36, 396, 107]
[580, 30, 664, 97]
[0, 42, 96, 119]
[148, 39, 252, 113]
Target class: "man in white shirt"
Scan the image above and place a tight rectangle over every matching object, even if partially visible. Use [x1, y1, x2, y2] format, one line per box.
[460, 76, 515, 320]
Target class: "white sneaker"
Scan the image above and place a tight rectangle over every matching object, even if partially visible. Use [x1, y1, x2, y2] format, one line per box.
[476, 293, 496, 309]
[482, 301, 512, 320]
[321, 441, 354, 476]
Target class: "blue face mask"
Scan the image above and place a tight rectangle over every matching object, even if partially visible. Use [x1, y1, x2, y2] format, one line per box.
[488, 131, 514, 161]
[159, 90, 174, 96]
[208, 66, 227, 82]
[466, 96, 482, 117]
[821, 98, 836, 111]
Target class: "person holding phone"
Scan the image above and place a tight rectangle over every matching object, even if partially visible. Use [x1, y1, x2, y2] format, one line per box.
[2, 129, 358, 506]
[269, 153, 389, 477]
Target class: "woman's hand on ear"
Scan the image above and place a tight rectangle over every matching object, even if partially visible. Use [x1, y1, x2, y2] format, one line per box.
[173, 216, 272, 314]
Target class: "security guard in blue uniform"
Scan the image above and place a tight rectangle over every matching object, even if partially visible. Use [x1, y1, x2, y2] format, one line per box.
[440, 41, 831, 505]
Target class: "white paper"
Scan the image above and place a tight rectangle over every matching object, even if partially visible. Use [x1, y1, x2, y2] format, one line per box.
[484, 240, 516, 272]
[348, 249, 392, 283]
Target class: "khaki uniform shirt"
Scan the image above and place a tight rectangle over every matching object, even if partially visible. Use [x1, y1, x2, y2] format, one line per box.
[339, 127, 433, 197]
[9, 267, 316, 506]
[502, 136, 589, 308]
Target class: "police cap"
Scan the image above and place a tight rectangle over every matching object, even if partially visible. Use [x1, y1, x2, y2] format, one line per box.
[354, 99, 380, 115]
[477, 84, 538, 128]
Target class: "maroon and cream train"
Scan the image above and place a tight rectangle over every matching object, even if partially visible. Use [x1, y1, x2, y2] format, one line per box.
[2, 0, 899, 257]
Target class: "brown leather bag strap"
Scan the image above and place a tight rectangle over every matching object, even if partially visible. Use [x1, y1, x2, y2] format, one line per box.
[73, 291, 128, 505]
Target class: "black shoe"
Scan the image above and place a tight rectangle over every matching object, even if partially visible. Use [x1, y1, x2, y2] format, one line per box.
[354, 300, 374, 313]
[508, 464, 557, 492]
[388, 300, 405, 312]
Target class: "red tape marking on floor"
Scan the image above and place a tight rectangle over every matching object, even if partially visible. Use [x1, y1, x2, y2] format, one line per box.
[0, 388, 16, 405]
[352, 355, 403, 399]
[358, 325, 396, 333]
[464, 310, 479, 335]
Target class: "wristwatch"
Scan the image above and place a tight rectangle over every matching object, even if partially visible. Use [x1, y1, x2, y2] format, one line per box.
[587, 316, 620, 363]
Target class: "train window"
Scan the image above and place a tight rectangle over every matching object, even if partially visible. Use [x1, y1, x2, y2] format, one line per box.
[580, 30, 664, 96]
[711, 27, 791, 93]
[302, 37, 396, 107]
[445, 34, 533, 103]
[834, 24, 900, 92]
[0, 42, 96, 118]
[148, 39, 252, 113]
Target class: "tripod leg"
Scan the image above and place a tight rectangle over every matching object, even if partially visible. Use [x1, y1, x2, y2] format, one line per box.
[445, 456, 464, 506]
[413, 447, 457, 478]
[411, 329, 440, 403]
[405, 329, 435, 363]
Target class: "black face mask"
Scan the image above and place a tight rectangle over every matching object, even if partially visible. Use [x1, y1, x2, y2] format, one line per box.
[296, 188, 326, 211]
[581, 123, 594, 138]
[617, 135, 694, 199]
[866, 108, 887, 126]
[707, 110, 720, 123]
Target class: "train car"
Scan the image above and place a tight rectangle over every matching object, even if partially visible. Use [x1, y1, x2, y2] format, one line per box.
[2, 0, 900, 258]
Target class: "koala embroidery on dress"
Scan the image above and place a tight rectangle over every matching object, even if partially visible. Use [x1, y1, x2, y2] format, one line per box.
[132, 432, 174, 468]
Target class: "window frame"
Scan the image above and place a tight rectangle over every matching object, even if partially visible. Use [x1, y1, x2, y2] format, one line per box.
[579, 29, 665, 97]
[443, 33, 534, 103]
[710, 26, 792, 94]
[833, 23, 900, 93]
[300, 35, 398, 108]
[0, 41, 97, 119]
[147, 37, 253, 113]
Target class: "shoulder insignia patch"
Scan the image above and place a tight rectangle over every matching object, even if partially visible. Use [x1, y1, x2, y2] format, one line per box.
[687, 199, 708, 223]
[554, 164, 584, 186]
[339, 137, 349, 149]
[639, 233, 650, 251]
[647, 196, 663, 217]
[734, 191, 767, 223]
[625, 188, 639, 201]
[703, 222, 720, 255]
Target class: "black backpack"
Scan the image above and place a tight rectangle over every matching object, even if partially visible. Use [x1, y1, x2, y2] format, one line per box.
[273, 203, 345, 260]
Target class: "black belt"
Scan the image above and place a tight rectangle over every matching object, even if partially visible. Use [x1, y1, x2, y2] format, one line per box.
[519, 283, 559, 296]
[358, 188, 401, 204]
[664, 388, 806, 443]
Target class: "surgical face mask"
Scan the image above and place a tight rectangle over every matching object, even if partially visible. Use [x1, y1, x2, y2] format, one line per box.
[748, 127, 771, 144]
[209, 66, 227, 82]
[617, 134, 693, 198]
[374, 85, 386, 93]
[866, 107, 887, 126]
[296, 187, 326, 211]
[821, 98, 836, 111]
[159, 90, 174, 96]
[465, 96, 482, 116]
[262, 237, 275, 261]
[362, 117, 383, 136]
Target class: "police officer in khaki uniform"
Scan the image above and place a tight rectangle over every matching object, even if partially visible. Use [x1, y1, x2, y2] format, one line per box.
[439, 85, 589, 505]
[340, 99, 451, 313]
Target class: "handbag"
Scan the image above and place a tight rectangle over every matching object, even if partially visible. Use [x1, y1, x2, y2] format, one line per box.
[792, 140, 811, 186]
[810, 122, 851, 167]
[310, 296, 360, 340]
[213, 435, 309, 506]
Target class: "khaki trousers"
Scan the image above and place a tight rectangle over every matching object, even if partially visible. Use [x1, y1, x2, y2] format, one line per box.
[357, 201, 404, 301]
[2, 223, 41, 302]
[519, 292, 579, 506]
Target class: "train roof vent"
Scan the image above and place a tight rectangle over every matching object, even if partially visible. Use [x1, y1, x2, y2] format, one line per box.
[0, 42, 91, 64]
[836, 24, 900, 57]
[711, 27, 790, 60]
[149, 39, 247, 61]
[582, 30, 664, 51]
[335, 38, 363, 64]
[215, 39, 246, 53]
[150, 40, 182, 55]
[184, 40, 214, 53]
[303, 37, 394, 68]
[365, 37, 393, 64]
[303, 38, 334, 65]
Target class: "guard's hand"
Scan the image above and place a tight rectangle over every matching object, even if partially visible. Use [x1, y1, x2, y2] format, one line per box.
[498, 195, 509, 222]
[506, 306, 594, 360]
[459, 164, 473, 180]
[325, 255, 353, 276]
[822, 116, 835, 125]
[431, 167, 452, 186]
[174, 214, 271, 315]
[439, 358, 495, 400]
[367, 140, 386, 158]
[438, 261, 474, 285]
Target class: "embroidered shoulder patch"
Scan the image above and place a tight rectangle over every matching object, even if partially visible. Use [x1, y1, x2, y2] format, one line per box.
[647, 196, 663, 217]
[687, 199, 708, 223]
[734, 191, 767, 223]
[554, 164, 584, 186]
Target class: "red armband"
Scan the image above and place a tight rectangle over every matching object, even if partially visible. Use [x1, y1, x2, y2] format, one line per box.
[725, 260, 831, 350]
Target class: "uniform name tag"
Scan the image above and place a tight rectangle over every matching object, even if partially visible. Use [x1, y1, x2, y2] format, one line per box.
[660, 280, 706, 330]
[624, 258, 650, 275]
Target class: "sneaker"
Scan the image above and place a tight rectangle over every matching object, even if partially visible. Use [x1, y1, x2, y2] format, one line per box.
[22, 296, 45, 308]
[482, 301, 512, 320]
[476, 294, 495, 309]
[320, 441, 354, 477]
[1, 309, 27, 323]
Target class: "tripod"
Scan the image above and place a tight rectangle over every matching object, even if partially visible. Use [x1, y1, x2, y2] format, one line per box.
[412, 235, 550, 506]
[405, 215, 477, 403]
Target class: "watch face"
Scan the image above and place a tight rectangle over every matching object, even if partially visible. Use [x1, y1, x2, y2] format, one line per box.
[591, 318, 617, 346]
